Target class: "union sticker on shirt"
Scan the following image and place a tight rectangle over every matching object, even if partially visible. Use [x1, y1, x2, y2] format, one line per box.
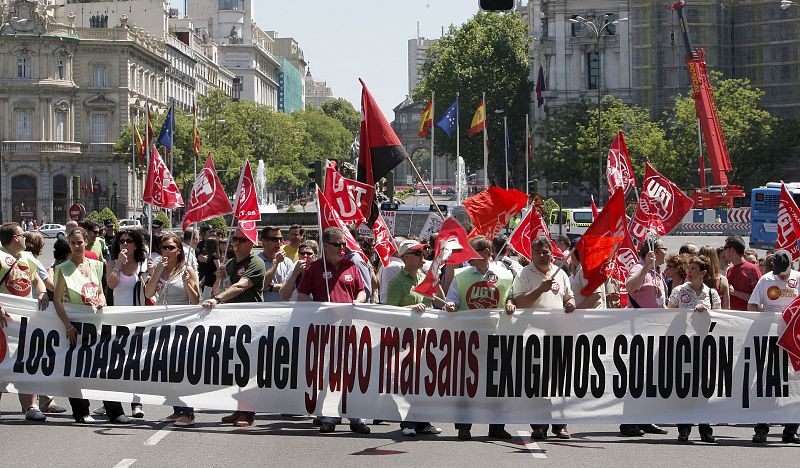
[81, 282, 101, 306]
[486, 273, 498, 284]
[466, 281, 499, 309]
[5, 263, 31, 297]
[789, 278, 798, 289]
[237, 266, 246, 276]
[550, 282, 560, 294]
[680, 292, 692, 304]
[344, 274, 353, 283]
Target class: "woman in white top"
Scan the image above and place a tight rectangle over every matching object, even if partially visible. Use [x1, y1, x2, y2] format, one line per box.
[107, 229, 148, 307]
[667, 255, 719, 443]
[144, 233, 199, 427]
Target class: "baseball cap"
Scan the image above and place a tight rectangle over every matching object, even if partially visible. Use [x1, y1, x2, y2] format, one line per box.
[152, 219, 164, 229]
[772, 249, 793, 276]
[397, 239, 427, 256]
[104, 220, 115, 228]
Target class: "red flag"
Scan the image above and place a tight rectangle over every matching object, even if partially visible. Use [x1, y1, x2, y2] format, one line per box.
[81, 177, 87, 196]
[606, 131, 635, 199]
[606, 230, 639, 283]
[776, 183, 800, 261]
[372, 212, 397, 267]
[413, 217, 481, 298]
[591, 195, 599, 219]
[777, 295, 800, 371]
[324, 161, 375, 224]
[143, 146, 184, 209]
[357, 79, 407, 186]
[575, 190, 627, 296]
[233, 160, 260, 221]
[629, 162, 693, 242]
[463, 187, 528, 240]
[508, 207, 563, 262]
[238, 220, 258, 244]
[182, 154, 233, 230]
[317, 187, 366, 261]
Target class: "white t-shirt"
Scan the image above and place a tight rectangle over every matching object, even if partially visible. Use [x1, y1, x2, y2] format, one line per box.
[669, 282, 721, 310]
[570, 266, 607, 309]
[749, 270, 800, 313]
[379, 257, 404, 304]
[512, 263, 573, 309]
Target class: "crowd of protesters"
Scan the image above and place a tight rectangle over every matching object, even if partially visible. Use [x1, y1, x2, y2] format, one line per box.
[0, 218, 798, 444]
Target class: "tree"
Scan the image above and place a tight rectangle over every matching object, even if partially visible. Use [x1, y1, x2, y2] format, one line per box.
[667, 72, 786, 192]
[414, 12, 532, 187]
[320, 98, 360, 139]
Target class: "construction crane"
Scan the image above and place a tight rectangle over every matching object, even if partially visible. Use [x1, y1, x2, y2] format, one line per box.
[669, 0, 744, 208]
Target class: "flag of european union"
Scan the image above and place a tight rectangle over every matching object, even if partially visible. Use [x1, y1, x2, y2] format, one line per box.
[436, 97, 459, 137]
[157, 102, 175, 148]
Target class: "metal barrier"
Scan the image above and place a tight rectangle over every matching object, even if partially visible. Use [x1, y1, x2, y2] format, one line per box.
[670, 223, 751, 236]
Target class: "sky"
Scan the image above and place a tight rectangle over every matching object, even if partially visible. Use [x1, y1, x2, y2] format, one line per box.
[174, 0, 481, 117]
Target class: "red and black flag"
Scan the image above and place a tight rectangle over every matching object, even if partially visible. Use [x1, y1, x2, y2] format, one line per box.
[357, 79, 407, 186]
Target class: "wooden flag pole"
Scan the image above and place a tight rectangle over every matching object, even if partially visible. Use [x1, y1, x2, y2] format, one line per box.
[404, 154, 446, 220]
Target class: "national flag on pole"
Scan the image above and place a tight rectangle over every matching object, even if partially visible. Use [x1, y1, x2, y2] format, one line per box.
[526, 118, 534, 164]
[629, 162, 693, 242]
[418, 99, 433, 138]
[508, 207, 564, 262]
[146, 106, 154, 145]
[591, 195, 599, 219]
[776, 183, 800, 261]
[88, 175, 94, 193]
[143, 146, 184, 209]
[182, 154, 233, 230]
[467, 99, 486, 137]
[463, 186, 528, 240]
[372, 211, 397, 267]
[536, 65, 546, 108]
[324, 161, 375, 224]
[93, 176, 101, 194]
[232, 159, 260, 221]
[157, 102, 175, 149]
[575, 190, 627, 296]
[436, 97, 459, 137]
[413, 217, 481, 298]
[777, 295, 800, 371]
[317, 186, 367, 261]
[607, 130, 636, 199]
[192, 99, 201, 161]
[357, 79, 407, 186]
[81, 177, 87, 196]
[133, 125, 146, 166]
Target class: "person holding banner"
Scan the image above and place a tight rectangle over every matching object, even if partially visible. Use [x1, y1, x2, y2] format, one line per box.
[386, 239, 443, 437]
[201, 226, 265, 427]
[258, 226, 295, 302]
[723, 236, 761, 311]
[444, 236, 515, 441]
[297, 227, 370, 434]
[747, 249, 800, 444]
[511, 236, 574, 440]
[53, 228, 129, 424]
[667, 255, 720, 443]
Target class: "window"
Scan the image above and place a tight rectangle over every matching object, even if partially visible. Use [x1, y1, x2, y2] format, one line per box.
[218, 0, 243, 10]
[588, 52, 600, 90]
[570, 16, 583, 37]
[57, 59, 66, 80]
[16, 111, 32, 140]
[92, 65, 107, 87]
[91, 113, 108, 143]
[17, 57, 30, 78]
[56, 112, 66, 141]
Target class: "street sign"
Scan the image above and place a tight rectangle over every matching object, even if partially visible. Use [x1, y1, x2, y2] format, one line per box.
[299, 198, 307, 207]
[68, 203, 85, 221]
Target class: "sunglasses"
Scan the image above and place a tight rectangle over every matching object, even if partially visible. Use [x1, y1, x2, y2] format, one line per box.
[119, 239, 134, 244]
[263, 236, 283, 242]
[160, 245, 178, 251]
[404, 250, 423, 257]
[231, 236, 249, 243]
[299, 251, 314, 257]
[326, 241, 346, 249]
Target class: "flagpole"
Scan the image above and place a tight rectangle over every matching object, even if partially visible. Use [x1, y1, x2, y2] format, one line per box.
[145, 100, 153, 256]
[222, 158, 248, 262]
[482, 92, 489, 189]
[455, 92, 461, 205]
[405, 154, 445, 220]
[504, 116, 509, 190]
[169, 100, 175, 229]
[315, 187, 331, 302]
[132, 116, 138, 218]
[430, 91, 435, 197]
[525, 113, 530, 197]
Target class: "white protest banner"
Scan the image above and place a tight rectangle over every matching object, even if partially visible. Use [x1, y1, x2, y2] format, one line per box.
[380, 210, 396, 235]
[1, 295, 798, 424]
[419, 213, 443, 242]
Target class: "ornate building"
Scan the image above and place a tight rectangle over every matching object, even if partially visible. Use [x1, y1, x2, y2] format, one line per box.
[0, 0, 168, 223]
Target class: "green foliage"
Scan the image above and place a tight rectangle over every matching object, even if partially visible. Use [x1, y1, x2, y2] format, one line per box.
[395, 187, 415, 201]
[203, 216, 228, 232]
[320, 98, 360, 139]
[98, 208, 119, 230]
[415, 12, 532, 186]
[155, 211, 171, 229]
[292, 109, 353, 163]
[86, 210, 101, 225]
[667, 72, 786, 191]
[286, 205, 297, 213]
[542, 198, 559, 221]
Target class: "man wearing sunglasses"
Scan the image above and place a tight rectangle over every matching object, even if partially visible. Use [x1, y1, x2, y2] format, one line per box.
[297, 227, 370, 434]
[258, 226, 294, 302]
[201, 226, 265, 427]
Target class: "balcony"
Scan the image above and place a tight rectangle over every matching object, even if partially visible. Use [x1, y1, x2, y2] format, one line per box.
[81, 143, 115, 154]
[1, 141, 81, 154]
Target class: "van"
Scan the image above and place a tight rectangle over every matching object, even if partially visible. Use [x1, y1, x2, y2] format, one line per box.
[549, 208, 594, 239]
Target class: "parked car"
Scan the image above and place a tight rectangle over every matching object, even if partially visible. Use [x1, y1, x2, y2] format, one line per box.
[432, 187, 442, 195]
[445, 187, 456, 195]
[119, 219, 142, 231]
[38, 223, 66, 238]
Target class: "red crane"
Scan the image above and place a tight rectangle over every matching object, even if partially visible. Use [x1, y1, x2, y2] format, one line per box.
[669, 0, 744, 208]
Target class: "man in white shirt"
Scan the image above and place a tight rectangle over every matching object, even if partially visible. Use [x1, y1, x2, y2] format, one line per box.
[378, 237, 406, 303]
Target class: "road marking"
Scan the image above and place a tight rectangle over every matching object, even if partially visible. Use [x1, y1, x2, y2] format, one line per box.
[113, 459, 137, 468]
[143, 423, 174, 446]
[516, 431, 548, 458]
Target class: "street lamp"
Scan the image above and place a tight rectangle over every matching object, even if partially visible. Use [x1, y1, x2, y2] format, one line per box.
[781, 0, 799, 9]
[569, 14, 628, 204]
[552, 181, 568, 236]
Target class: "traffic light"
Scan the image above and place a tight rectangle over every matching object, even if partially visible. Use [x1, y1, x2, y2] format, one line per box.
[479, 0, 514, 11]
[307, 160, 324, 189]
